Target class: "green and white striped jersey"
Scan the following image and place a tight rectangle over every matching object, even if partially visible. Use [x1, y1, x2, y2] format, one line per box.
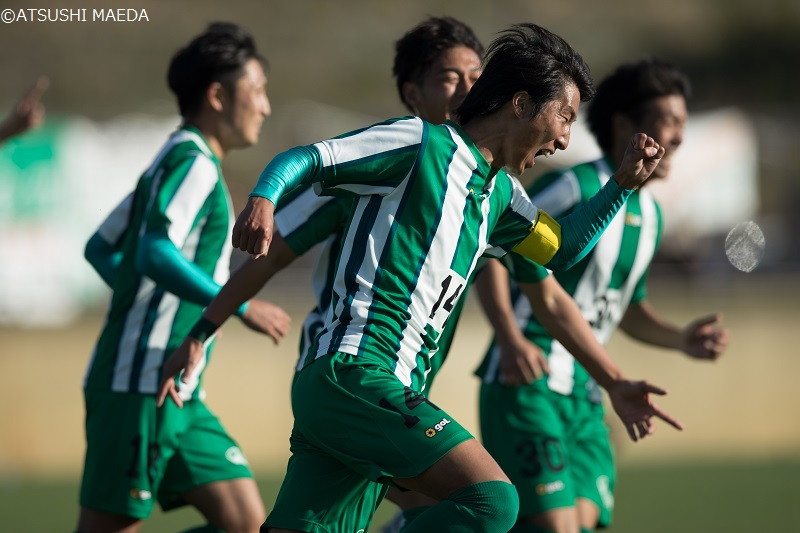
[275, 183, 471, 391]
[477, 157, 663, 400]
[293, 117, 541, 390]
[273, 186, 351, 367]
[84, 126, 234, 398]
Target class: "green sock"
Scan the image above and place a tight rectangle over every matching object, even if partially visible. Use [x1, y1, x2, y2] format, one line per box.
[402, 480, 519, 532]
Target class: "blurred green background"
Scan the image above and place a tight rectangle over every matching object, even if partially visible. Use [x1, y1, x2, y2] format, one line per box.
[1, 0, 799, 531]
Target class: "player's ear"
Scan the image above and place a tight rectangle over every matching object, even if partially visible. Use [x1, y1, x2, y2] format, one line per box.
[402, 82, 421, 115]
[206, 81, 226, 113]
[512, 91, 531, 119]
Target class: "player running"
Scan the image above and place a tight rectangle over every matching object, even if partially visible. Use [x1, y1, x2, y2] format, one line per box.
[475, 58, 729, 533]
[79, 23, 288, 533]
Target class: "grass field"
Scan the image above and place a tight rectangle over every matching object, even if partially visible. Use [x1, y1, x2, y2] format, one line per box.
[1, 458, 798, 532]
[2, 274, 799, 530]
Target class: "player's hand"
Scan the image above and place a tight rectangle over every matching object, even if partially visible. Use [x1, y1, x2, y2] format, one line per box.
[612, 133, 666, 190]
[231, 196, 275, 258]
[240, 299, 291, 344]
[0, 76, 49, 142]
[682, 313, 728, 361]
[497, 336, 549, 386]
[156, 338, 205, 408]
[606, 379, 683, 442]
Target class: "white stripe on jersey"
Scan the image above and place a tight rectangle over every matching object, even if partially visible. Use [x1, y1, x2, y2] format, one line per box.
[392, 127, 480, 386]
[112, 165, 167, 392]
[97, 192, 134, 244]
[314, 179, 410, 361]
[212, 187, 234, 286]
[166, 155, 219, 247]
[137, 292, 180, 393]
[547, 160, 659, 395]
[314, 117, 423, 169]
[483, 174, 538, 258]
[275, 186, 335, 236]
[111, 276, 157, 392]
[530, 170, 581, 218]
[110, 132, 216, 393]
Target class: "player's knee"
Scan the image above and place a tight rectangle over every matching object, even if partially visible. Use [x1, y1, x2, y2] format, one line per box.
[451, 480, 519, 531]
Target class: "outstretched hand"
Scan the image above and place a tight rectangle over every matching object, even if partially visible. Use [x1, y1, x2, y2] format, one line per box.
[231, 196, 275, 258]
[157, 338, 205, 408]
[607, 379, 683, 442]
[240, 299, 291, 344]
[613, 133, 666, 190]
[682, 313, 728, 361]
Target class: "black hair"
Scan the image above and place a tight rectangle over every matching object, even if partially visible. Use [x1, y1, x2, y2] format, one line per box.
[393, 17, 484, 112]
[167, 22, 267, 118]
[587, 57, 691, 154]
[455, 23, 593, 126]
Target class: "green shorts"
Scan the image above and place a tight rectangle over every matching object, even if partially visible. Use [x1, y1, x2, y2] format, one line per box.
[265, 352, 473, 532]
[479, 382, 615, 528]
[80, 388, 253, 519]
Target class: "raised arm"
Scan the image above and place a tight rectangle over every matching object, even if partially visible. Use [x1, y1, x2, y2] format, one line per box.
[513, 133, 665, 270]
[233, 117, 424, 257]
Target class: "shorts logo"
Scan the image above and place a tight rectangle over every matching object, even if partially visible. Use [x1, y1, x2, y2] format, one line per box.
[597, 475, 615, 510]
[129, 488, 152, 500]
[225, 446, 248, 466]
[535, 480, 565, 495]
[425, 417, 451, 438]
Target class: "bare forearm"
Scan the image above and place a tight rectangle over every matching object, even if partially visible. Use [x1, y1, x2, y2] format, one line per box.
[204, 234, 297, 326]
[474, 260, 526, 346]
[521, 279, 623, 389]
[620, 301, 682, 350]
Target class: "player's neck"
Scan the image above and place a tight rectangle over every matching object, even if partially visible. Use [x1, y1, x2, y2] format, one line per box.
[184, 118, 226, 160]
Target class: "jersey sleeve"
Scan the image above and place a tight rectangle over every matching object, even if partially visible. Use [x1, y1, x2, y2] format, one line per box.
[250, 117, 424, 204]
[275, 185, 352, 256]
[136, 153, 225, 306]
[145, 153, 220, 247]
[484, 175, 540, 257]
[85, 192, 135, 286]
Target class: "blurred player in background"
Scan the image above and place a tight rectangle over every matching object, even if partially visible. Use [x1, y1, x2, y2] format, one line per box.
[163, 23, 676, 532]
[0, 76, 49, 145]
[475, 58, 729, 533]
[78, 22, 288, 533]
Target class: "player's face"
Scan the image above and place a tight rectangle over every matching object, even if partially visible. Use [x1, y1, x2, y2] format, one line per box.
[406, 45, 482, 124]
[223, 58, 271, 148]
[634, 94, 687, 180]
[506, 81, 580, 176]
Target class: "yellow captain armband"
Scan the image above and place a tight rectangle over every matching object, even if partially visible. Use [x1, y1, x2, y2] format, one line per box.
[512, 209, 562, 265]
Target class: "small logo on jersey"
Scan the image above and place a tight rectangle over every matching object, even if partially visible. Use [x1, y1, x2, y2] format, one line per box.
[625, 213, 642, 227]
[596, 475, 615, 510]
[129, 488, 152, 501]
[535, 480, 565, 495]
[225, 446, 248, 466]
[425, 417, 451, 437]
